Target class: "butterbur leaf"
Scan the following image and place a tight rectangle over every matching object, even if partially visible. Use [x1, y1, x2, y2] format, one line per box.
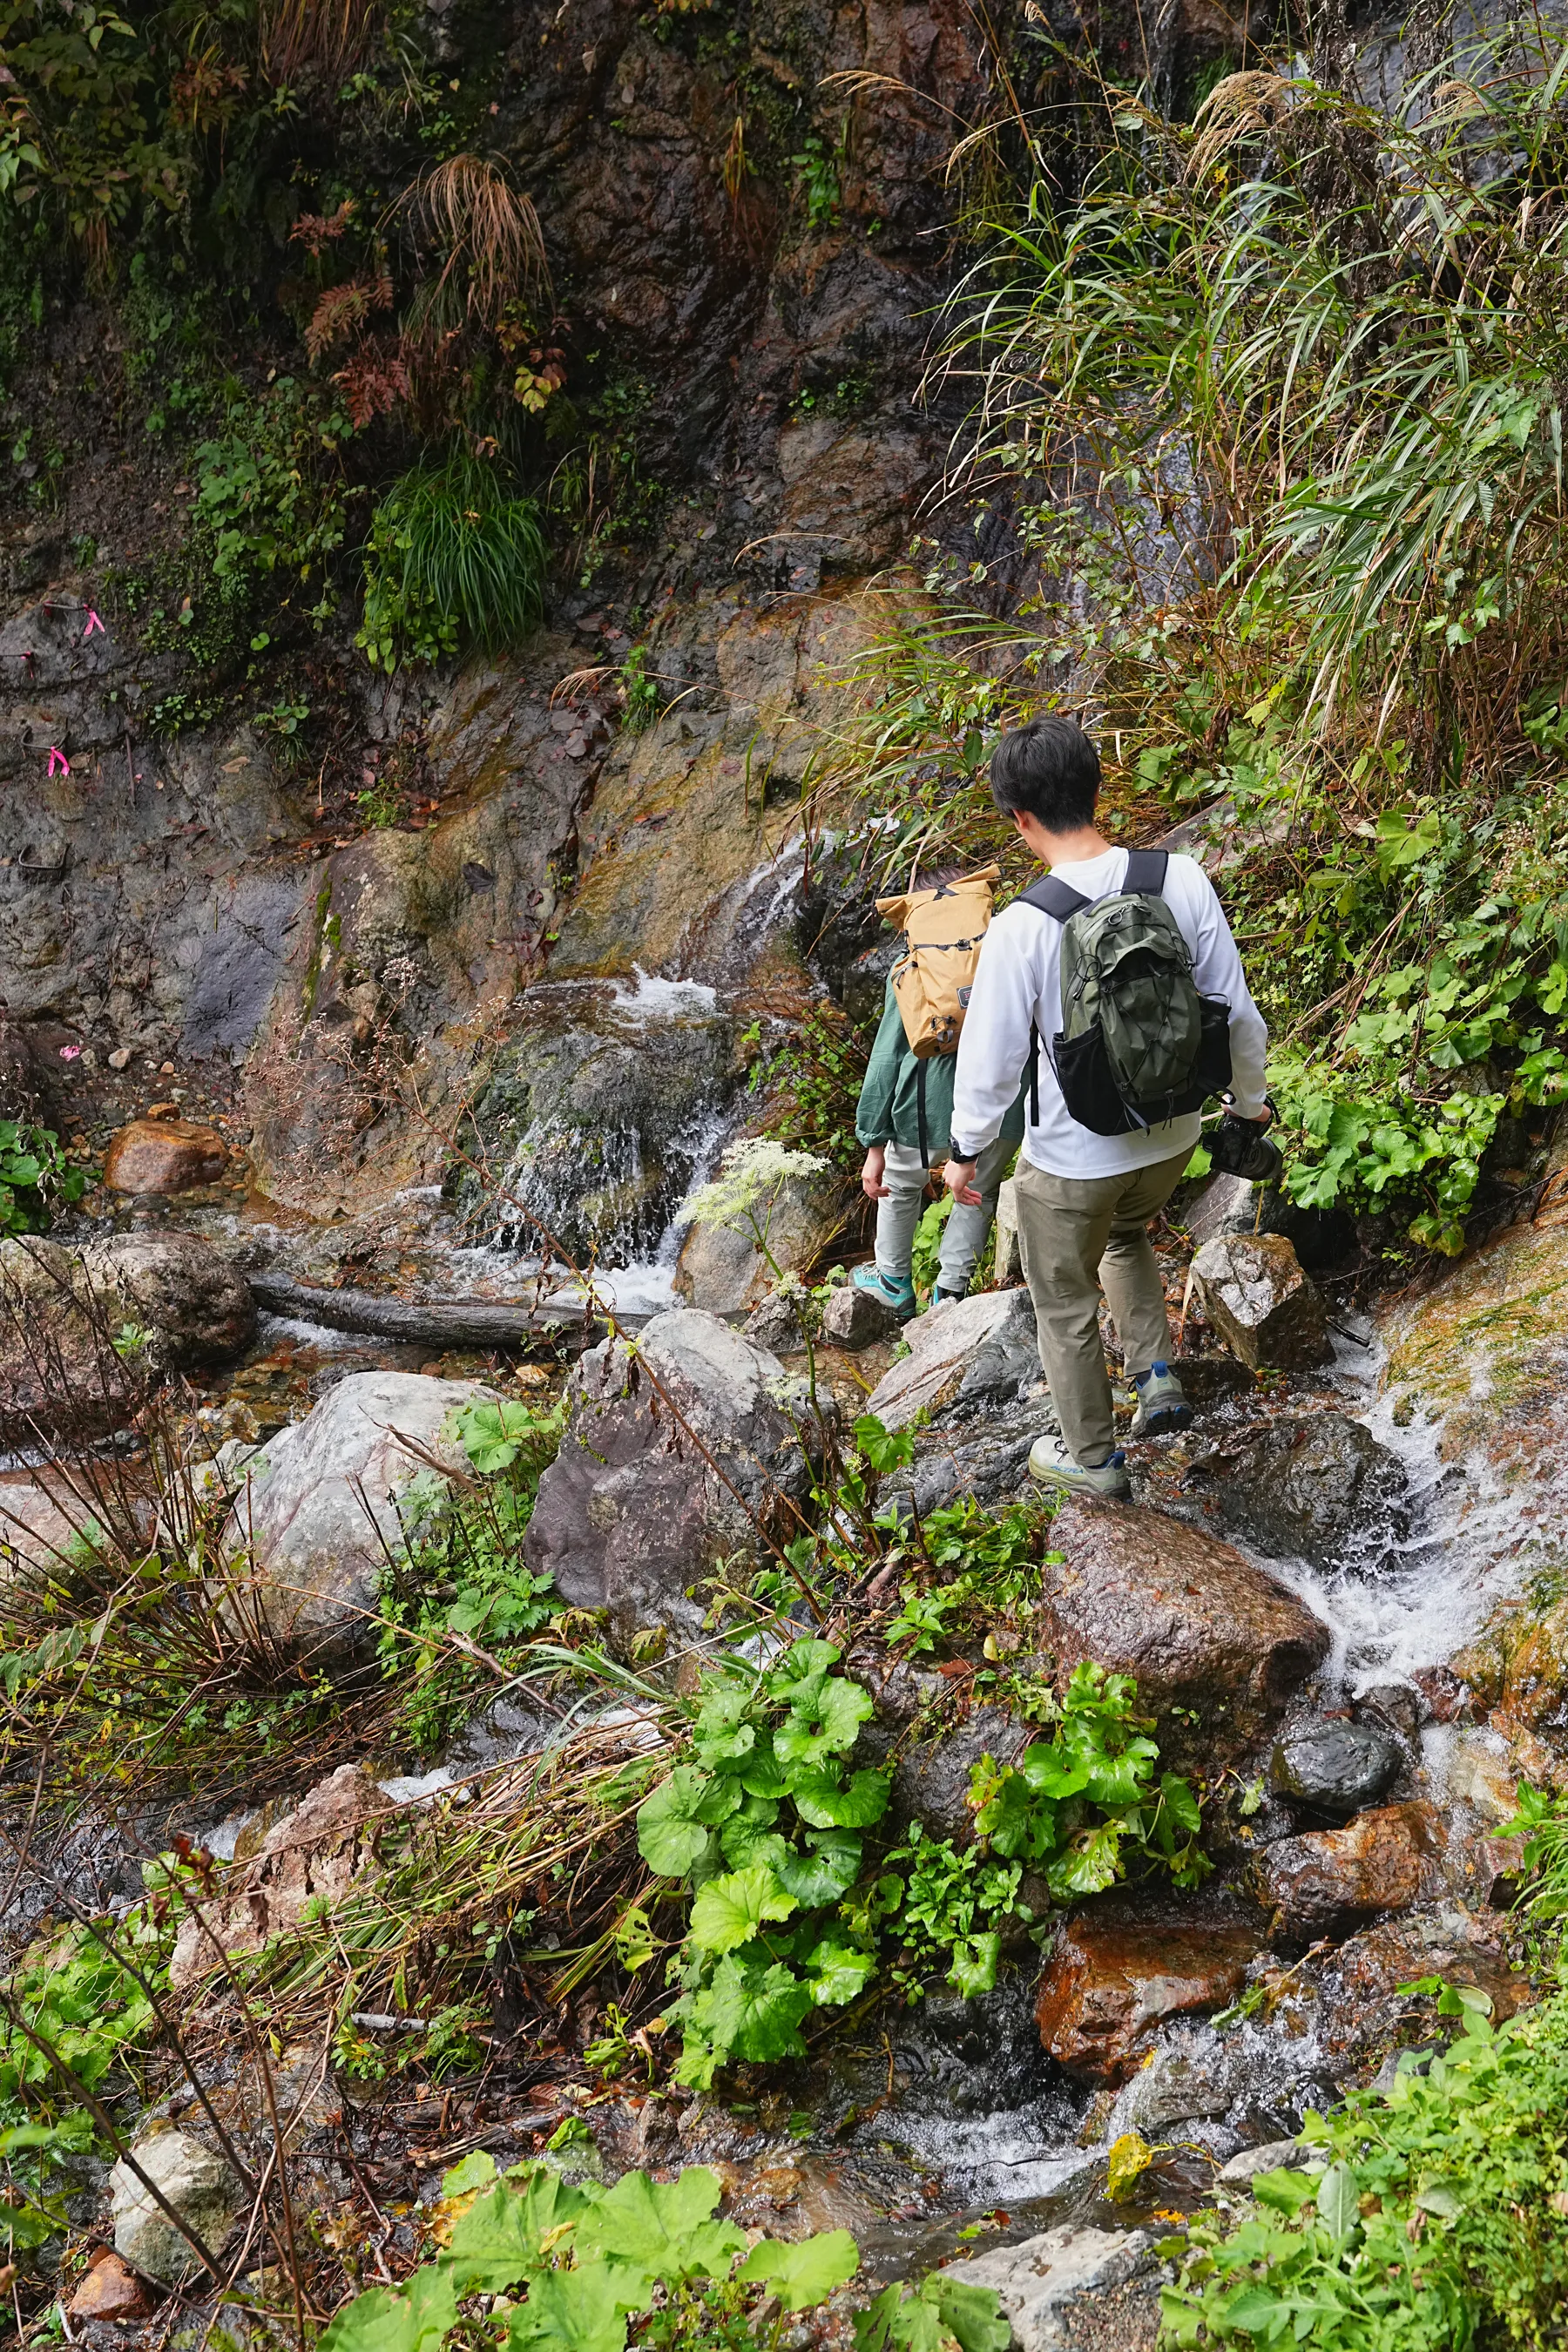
[1046, 1822, 1124, 1898]
[774, 1674, 873, 1767]
[719, 1810, 785, 1869]
[774, 1829, 862, 1905]
[574, 2164, 743, 2286]
[768, 1638, 841, 1704]
[318, 2265, 458, 2352]
[1315, 2161, 1360, 2241]
[1017, 1742, 1092, 1801]
[693, 1680, 758, 1765]
[504, 2260, 630, 2350]
[739, 1733, 788, 1799]
[805, 1936, 877, 2004]
[738, 2227, 860, 2308]
[446, 2170, 594, 2293]
[689, 1955, 814, 2066]
[1081, 1735, 1159, 1805]
[637, 1769, 716, 1878]
[688, 1863, 796, 1955]
[946, 1932, 1001, 1997]
[790, 1764, 891, 1828]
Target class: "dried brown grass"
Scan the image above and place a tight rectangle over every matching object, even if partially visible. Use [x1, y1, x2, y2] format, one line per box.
[393, 154, 549, 338]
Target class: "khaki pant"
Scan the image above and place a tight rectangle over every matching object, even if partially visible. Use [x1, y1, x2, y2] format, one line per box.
[1013, 1147, 1192, 1468]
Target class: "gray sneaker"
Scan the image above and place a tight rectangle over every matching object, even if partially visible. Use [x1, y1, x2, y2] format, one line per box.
[1129, 1360, 1193, 1439]
[1027, 1436, 1131, 1499]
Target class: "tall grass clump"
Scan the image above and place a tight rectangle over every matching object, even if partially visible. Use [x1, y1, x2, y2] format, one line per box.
[357, 443, 547, 670]
[809, 29, 1568, 1256]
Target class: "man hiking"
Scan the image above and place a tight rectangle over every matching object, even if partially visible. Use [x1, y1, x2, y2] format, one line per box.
[945, 715, 1271, 1498]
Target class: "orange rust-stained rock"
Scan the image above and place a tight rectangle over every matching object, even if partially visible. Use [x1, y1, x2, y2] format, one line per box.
[103, 1118, 228, 1196]
[69, 2249, 152, 2320]
[1039, 1501, 1330, 1755]
[1032, 1913, 1266, 2084]
[1253, 1801, 1444, 1934]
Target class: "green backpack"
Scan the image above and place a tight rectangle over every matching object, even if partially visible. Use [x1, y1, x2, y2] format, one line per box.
[1020, 848, 1233, 1136]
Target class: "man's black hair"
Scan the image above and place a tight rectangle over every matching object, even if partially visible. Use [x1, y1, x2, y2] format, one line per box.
[990, 716, 1100, 832]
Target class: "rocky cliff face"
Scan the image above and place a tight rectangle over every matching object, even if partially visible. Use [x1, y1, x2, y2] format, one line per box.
[0, 0, 997, 1237]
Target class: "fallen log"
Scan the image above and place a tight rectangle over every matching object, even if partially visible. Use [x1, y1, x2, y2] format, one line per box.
[248, 1273, 612, 1348]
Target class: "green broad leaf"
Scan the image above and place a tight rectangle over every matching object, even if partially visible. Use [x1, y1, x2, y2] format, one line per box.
[688, 1864, 797, 1956]
[1017, 1742, 1092, 1801]
[774, 1829, 862, 1905]
[1158, 1772, 1202, 1833]
[768, 1639, 842, 1706]
[739, 1732, 788, 1798]
[614, 1903, 657, 1973]
[637, 1768, 719, 1877]
[573, 2164, 744, 2285]
[318, 2266, 459, 2352]
[693, 1955, 815, 2066]
[440, 2149, 498, 2197]
[504, 2259, 630, 2351]
[934, 2279, 1012, 2352]
[804, 1936, 877, 2005]
[445, 2171, 595, 2294]
[1046, 1822, 1124, 1899]
[1315, 2161, 1360, 2241]
[1220, 2287, 1288, 2333]
[693, 1680, 758, 1766]
[1414, 2180, 1464, 2219]
[775, 1674, 874, 1767]
[790, 1765, 891, 1829]
[1081, 1736, 1160, 1806]
[720, 1805, 784, 1869]
[946, 1932, 1001, 1997]
[1252, 2169, 1319, 2215]
[737, 2227, 860, 2309]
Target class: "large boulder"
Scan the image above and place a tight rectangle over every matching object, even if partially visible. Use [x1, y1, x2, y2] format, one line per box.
[524, 1308, 813, 1645]
[0, 1233, 254, 1439]
[110, 2123, 246, 2285]
[1177, 1412, 1410, 1571]
[222, 1371, 485, 1668]
[170, 1762, 393, 1989]
[1270, 1720, 1404, 1817]
[1037, 1501, 1330, 1755]
[1190, 1233, 1334, 1372]
[940, 2225, 1153, 2352]
[672, 1163, 853, 1315]
[864, 1288, 1039, 1431]
[102, 1116, 229, 1195]
[1251, 1801, 1444, 1935]
[1032, 1911, 1265, 2084]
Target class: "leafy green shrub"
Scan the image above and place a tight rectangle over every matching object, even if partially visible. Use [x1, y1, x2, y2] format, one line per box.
[194, 381, 352, 589]
[377, 1396, 564, 1753]
[0, 1119, 84, 1232]
[638, 1637, 1205, 2089]
[1161, 1977, 1568, 2351]
[317, 2154, 879, 2352]
[358, 446, 547, 672]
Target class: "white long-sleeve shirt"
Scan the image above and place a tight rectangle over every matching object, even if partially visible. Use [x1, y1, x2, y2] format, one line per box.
[950, 847, 1268, 1179]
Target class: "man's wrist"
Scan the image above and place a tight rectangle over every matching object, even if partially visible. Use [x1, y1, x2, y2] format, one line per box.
[947, 1144, 981, 1166]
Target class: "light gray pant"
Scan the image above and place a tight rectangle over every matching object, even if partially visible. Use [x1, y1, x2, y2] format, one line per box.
[1013, 1146, 1191, 1467]
[875, 1136, 1014, 1295]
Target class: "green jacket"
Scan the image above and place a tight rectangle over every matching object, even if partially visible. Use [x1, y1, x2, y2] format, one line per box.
[855, 981, 1026, 1160]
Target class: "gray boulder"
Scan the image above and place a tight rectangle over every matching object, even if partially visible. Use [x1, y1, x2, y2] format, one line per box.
[1179, 1411, 1410, 1571]
[110, 2124, 246, 2285]
[1190, 1233, 1334, 1372]
[524, 1308, 814, 1645]
[1271, 1720, 1404, 1817]
[672, 1166, 852, 1315]
[941, 2223, 1153, 2352]
[0, 1233, 254, 1438]
[864, 1288, 1039, 1431]
[223, 1371, 486, 1668]
[820, 1279, 902, 1349]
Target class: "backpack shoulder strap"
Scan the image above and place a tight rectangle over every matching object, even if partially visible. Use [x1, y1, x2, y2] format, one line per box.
[1017, 875, 1092, 923]
[1121, 847, 1170, 896]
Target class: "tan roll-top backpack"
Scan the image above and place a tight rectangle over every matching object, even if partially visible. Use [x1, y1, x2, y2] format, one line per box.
[875, 866, 1002, 1058]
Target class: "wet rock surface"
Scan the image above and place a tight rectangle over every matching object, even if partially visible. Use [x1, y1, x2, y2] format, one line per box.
[223, 1369, 484, 1667]
[1252, 1800, 1444, 1934]
[1190, 1233, 1335, 1371]
[1037, 1500, 1331, 1754]
[1270, 1719, 1405, 1817]
[1178, 1411, 1411, 1571]
[103, 1114, 231, 1195]
[170, 1763, 394, 1988]
[1033, 1909, 1267, 2084]
[673, 1163, 853, 1314]
[110, 2123, 246, 2285]
[942, 2224, 1155, 2352]
[524, 1307, 812, 1644]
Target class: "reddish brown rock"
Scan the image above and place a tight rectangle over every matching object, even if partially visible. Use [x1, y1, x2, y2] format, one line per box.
[1033, 1914, 1265, 2085]
[103, 1118, 229, 1196]
[69, 2248, 151, 2320]
[1311, 1909, 1532, 2065]
[1253, 1801, 1443, 1934]
[1040, 1502, 1330, 1754]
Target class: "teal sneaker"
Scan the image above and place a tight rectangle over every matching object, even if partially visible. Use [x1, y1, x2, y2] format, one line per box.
[1129, 1360, 1193, 1439]
[851, 1264, 916, 1319]
[1027, 1436, 1131, 1499]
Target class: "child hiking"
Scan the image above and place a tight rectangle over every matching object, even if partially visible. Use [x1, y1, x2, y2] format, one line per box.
[945, 715, 1273, 1497]
[853, 868, 1024, 1316]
